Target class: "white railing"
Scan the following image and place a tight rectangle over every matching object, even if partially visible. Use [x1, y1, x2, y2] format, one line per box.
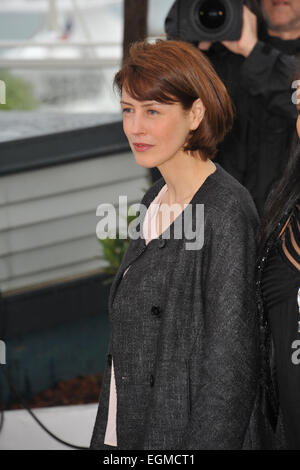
[0, 36, 165, 69]
[0, 41, 121, 48]
[0, 58, 121, 69]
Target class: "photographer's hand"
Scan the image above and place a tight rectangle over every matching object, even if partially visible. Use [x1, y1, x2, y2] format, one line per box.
[221, 5, 257, 57]
[198, 41, 212, 51]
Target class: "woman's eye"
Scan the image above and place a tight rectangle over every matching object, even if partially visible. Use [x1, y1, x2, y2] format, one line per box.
[148, 109, 158, 115]
[122, 108, 131, 114]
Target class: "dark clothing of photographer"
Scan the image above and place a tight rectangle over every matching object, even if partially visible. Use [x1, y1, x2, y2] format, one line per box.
[163, 1, 300, 215]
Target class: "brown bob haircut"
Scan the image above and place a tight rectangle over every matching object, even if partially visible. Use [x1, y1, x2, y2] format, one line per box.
[113, 39, 234, 160]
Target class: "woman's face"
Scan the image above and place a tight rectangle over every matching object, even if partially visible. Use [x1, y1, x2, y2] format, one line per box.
[121, 87, 202, 168]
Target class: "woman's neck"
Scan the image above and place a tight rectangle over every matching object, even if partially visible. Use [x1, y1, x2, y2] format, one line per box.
[157, 152, 216, 206]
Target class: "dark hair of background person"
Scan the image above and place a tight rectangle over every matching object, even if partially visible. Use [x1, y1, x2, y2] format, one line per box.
[258, 55, 300, 253]
[113, 39, 234, 161]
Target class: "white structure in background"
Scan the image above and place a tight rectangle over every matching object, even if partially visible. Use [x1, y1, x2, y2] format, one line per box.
[0, 0, 174, 112]
[0, 149, 148, 293]
[0, 0, 173, 43]
[0, 0, 124, 112]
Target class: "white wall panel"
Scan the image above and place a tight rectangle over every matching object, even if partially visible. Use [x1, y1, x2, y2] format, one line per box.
[0, 152, 150, 293]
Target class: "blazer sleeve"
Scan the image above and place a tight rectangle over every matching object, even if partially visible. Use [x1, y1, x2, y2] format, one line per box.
[180, 199, 260, 449]
[240, 40, 297, 120]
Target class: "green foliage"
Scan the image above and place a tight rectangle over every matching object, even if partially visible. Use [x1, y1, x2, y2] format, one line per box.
[98, 213, 137, 285]
[97, 185, 152, 285]
[0, 71, 39, 110]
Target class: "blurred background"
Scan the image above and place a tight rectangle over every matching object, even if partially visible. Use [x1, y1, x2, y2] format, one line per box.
[0, 0, 173, 449]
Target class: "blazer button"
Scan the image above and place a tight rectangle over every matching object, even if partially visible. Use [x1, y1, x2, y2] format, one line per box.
[149, 374, 155, 387]
[107, 354, 112, 367]
[158, 238, 166, 248]
[151, 305, 161, 317]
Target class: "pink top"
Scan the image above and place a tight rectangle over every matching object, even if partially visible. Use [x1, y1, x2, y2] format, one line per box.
[104, 183, 168, 446]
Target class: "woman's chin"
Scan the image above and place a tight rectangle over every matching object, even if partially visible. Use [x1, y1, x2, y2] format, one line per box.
[134, 156, 158, 169]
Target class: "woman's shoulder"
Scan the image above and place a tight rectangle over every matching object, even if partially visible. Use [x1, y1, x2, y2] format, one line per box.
[140, 164, 259, 229]
[199, 163, 259, 225]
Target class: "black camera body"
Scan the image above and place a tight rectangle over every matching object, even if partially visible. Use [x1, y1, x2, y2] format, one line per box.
[177, 0, 243, 42]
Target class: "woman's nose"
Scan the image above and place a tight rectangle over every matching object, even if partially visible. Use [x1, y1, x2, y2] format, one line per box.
[131, 114, 146, 135]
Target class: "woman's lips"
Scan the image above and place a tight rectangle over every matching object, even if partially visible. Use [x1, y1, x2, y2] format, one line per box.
[133, 143, 154, 152]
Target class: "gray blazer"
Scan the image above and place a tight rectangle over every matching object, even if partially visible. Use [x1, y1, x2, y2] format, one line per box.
[90, 163, 264, 450]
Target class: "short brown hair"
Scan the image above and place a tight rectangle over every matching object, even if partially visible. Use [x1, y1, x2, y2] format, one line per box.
[113, 39, 234, 160]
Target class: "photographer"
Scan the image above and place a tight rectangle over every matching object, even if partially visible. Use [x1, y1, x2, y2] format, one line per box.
[163, 0, 300, 214]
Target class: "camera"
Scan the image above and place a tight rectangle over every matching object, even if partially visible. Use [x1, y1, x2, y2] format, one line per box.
[175, 0, 243, 42]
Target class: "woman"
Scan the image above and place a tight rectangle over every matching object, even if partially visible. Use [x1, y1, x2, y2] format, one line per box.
[90, 39, 260, 450]
[257, 74, 300, 450]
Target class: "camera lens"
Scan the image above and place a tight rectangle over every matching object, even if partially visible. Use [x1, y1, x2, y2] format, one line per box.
[198, 0, 226, 30]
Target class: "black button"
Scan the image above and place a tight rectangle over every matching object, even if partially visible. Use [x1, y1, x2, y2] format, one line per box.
[158, 238, 166, 248]
[151, 305, 161, 317]
[107, 354, 112, 366]
[149, 374, 155, 387]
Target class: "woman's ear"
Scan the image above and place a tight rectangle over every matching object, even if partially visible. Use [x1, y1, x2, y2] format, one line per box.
[190, 98, 206, 131]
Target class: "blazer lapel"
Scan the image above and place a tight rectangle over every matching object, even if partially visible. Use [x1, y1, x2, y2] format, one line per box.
[108, 177, 165, 313]
[108, 235, 146, 314]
